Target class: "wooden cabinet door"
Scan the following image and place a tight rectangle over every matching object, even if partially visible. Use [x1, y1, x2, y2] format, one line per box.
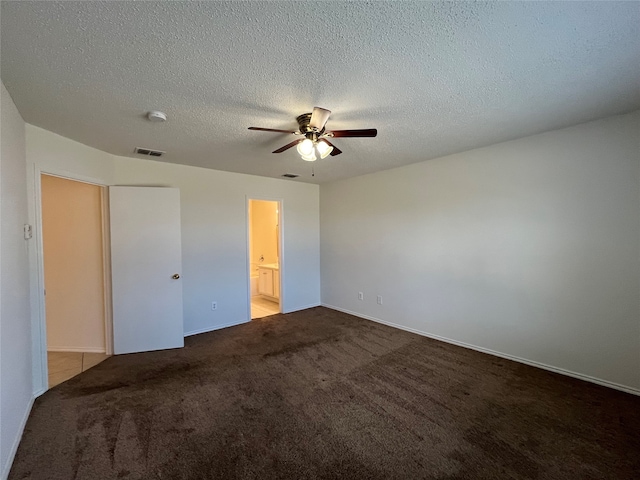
[259, 268, 273, 296]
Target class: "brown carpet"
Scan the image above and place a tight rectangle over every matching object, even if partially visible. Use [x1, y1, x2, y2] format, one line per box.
[10, 307, 640, 479]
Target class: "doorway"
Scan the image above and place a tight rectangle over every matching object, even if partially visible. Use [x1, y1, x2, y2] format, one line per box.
[40, 174, 111, 387]
[34, 177, 185, 393]
[248, 199, 281, 319]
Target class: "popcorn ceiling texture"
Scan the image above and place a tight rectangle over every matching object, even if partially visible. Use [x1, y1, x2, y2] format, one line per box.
[1, 1, 639, 184]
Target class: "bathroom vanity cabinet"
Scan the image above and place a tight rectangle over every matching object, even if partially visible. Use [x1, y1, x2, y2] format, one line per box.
[258, 264, 280, 300]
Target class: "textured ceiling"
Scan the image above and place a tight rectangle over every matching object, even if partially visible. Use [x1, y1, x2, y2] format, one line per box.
[2, 1, 639, 184]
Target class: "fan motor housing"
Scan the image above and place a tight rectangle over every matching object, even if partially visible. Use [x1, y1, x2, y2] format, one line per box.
[296, 113, 324, 135]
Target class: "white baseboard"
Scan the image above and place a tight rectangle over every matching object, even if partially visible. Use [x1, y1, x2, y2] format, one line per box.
[322, 304, 640, 397]
[184, 302, 323, 336]
[282, 302, 321, 314]
[47, 346, 106, 353]
[1, 395, 35, 480]
[184, 319, 250, 337]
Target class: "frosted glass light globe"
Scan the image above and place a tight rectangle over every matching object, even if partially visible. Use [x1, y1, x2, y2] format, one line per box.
[301, 151, 317, 162]
[297, 138, 314, 156]
[316, 141, 333, 159]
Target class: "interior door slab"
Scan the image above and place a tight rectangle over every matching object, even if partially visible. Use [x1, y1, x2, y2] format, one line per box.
[110, 186, 184, 354]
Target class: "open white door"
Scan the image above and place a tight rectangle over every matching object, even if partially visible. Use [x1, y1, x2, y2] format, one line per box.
[110, 187, 184, 354]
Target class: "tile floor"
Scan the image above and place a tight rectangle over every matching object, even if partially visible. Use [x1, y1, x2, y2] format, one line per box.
[251, 295, 280, 319]
[47, 351, 110, 388]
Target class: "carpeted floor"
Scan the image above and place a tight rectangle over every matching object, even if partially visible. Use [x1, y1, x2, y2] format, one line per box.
[10, 307, 640, 479]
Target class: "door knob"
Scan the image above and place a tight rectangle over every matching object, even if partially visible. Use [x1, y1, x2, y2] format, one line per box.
[172, 274, 180, 279]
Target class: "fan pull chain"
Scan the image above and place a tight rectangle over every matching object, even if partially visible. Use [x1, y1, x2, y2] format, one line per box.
[312, 166, 315, 177]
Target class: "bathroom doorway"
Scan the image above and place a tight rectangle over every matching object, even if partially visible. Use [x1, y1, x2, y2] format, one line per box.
[248, 199, 281, 319]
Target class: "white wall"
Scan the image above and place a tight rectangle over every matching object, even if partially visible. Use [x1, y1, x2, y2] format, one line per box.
[113, 156, 320, 335]
[26, 125, 115, 185]
[321, 111, 640, 392]
[1, 83, 32, 478]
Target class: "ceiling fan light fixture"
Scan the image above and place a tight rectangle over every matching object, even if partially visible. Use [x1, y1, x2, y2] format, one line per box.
[297, 138, 314, 156]
[249, 106, 376, 160]
[300, 151, 317, 162]
[316, 141, 333, 159]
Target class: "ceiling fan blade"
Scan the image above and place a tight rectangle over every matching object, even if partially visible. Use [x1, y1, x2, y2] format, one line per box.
[309, 107, 331, 130]
[272, 139, 303, 153]
[327, 129, 377, 138]
[249, 127, 298, 134]
[319, 139, 342, 156]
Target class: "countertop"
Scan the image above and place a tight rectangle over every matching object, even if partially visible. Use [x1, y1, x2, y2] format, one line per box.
[259, 263, 279, 270]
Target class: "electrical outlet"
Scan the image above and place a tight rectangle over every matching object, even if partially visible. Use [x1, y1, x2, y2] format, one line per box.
[376, 295, 383, 305]
[358, 292, 364, 300]
[211, 302, 217, 310]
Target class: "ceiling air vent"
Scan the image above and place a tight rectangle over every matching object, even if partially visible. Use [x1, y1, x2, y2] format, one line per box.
[134, 147, 165, 157]
[281, 173, 299, 178]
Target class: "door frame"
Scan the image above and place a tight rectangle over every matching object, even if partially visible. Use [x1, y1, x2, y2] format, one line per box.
[245, 196, 284, 320]
[30, 165, 113, 395]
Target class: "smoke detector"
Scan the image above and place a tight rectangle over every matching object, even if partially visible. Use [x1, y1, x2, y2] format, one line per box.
[147, 111, 167, 122]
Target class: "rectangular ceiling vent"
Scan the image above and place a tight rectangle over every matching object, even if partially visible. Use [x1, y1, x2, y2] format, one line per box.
[134, 147, 165, 157]
[282, 173, 299, 178]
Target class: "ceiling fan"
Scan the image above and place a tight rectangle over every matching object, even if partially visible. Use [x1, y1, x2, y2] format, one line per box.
[248, 107, 377, 161]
